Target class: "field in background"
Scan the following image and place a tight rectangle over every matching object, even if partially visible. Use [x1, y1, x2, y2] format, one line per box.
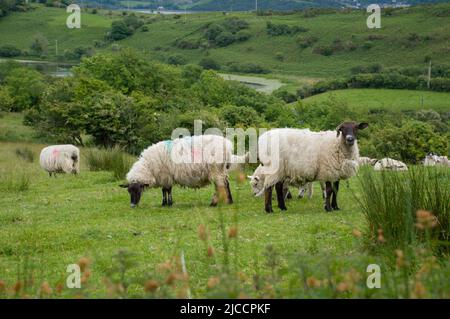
[301, 89, 450, 112]
[1, 4, 449, 80]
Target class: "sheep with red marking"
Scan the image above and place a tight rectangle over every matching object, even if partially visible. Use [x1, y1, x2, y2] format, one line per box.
[39, 145, 80, 177]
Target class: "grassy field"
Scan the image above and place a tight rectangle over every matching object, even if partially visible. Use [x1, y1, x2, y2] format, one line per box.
[1, 4, 449, 80]
[0, 112, 449, 298]
[0, 113, 373, 297]
[301, 88, 450, 112]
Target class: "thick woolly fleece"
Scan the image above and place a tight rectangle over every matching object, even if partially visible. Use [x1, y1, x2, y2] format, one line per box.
[126, 135, 233, 189]
[39, 145, 80, 175]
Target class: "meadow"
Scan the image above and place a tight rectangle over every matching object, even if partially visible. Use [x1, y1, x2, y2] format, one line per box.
[0, 112, 449, 298]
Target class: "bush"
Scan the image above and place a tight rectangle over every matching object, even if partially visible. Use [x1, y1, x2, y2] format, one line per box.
[0, 45, 21, 57]
[266, 22, 307, 36]
[85, 147, 134, 180]
[296, 35, 317, 49]
[235, 30, 251, 42]
[199, 57, 220, 70]
[227, 62, 270, 74]
[215, 32, 235, 47]
[175, 39, 200, 49]
[15, 147, 35, 163]
[141, 25, 149, 32]
[167, 54, 187, 66]
[312, 45, 334, 56]
[357, 167, 449, 254]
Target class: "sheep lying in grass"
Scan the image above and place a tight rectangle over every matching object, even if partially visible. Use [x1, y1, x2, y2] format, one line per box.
[358, 156, 378, 166]
[423, 153, 449, 167]
[39, 145, 80, 177]
[373, 158, 408, 171]
[249, 122, 368, 213]
[120, 135, 233, 208]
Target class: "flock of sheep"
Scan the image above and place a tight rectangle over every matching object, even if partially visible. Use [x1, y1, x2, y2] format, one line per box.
[39, 121, 449, 213]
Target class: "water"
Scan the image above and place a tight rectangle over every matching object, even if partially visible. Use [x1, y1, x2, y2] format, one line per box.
[0, 59, 73, 77]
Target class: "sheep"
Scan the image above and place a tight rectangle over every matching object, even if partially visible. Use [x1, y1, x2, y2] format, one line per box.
[120, 135, 233, 208]
[249, 122, 368, 213]
[423, 153, 449, 167]
[373, 158, 408, 171]
[39, 144, 80, 177]
[358, 156, 377, 166]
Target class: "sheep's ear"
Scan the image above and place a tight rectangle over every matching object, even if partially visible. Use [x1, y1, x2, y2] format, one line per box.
[358, 122, 369, 130]
[119, 184, 129, 188]
[335, 123, 343, 137]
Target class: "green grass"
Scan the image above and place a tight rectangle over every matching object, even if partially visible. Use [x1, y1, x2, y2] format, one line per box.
[301, 89, 450, 112]
[0, 112, 42, 143]
[0, 6, 116, 56]
[0, 113, 448, 298]
[1, 4, 450, 80]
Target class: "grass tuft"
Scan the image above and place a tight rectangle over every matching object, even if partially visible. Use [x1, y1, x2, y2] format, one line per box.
[85, 147, 134, 180]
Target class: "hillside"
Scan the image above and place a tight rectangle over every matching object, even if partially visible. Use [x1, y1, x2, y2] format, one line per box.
[0, 4, 449, 80]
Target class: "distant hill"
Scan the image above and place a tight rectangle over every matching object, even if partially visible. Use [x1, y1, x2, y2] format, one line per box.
[83, 0, 450, 11]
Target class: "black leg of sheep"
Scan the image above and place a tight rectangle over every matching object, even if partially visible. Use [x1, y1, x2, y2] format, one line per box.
[331, 181, 340, 210]
[264, 186, 274, 213]
[324, 181, 333, 212]
[275, 182, 287, 211]
[225, 180, 233, 204]
[167, 187, 173, 206]
[162, 188, 168, 206]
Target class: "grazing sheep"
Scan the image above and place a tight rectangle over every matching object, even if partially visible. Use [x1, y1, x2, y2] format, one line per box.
[249, 122, 368, 213]
[120, 135, 233, 208]
[358, 156, 378, 166]
[373, 158, 408, 171]
[39, 145, 80, 177]
[423, 153, 449, 167]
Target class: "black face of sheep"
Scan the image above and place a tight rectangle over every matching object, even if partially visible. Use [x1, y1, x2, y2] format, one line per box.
[120, 183, 148, 208]
[336, 122, 368, 146]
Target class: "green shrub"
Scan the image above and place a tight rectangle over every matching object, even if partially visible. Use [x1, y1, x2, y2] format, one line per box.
[357, 167, 450, 254]
[199, 57, 220, 70]
[85, 147, 134, 180]
[227, 62, 270, 74]
[15, 147, 35, 163]
[167, 54, 187, 66]
[296, 35, 317, 49]
[235, 30, 251, 42]
[0, 45, 21, 57]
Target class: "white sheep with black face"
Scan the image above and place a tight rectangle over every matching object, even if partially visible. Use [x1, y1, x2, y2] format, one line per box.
[249, 122, 368, 213]
[120, 135, 234, 208]
[39, 145, 80, 177]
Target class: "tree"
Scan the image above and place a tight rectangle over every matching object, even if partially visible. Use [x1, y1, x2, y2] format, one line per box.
[5, 67, 45, 111]
[30, 33, 49, 56]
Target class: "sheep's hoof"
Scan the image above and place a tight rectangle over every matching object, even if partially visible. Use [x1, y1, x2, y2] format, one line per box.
[162, 201, 167, 206]
[210, 202, 218, 207]
[332, 206, 340, 211]
[324, 206, 333, 212]
[278, 205, 287, 211]
[265, 206, 273, 213]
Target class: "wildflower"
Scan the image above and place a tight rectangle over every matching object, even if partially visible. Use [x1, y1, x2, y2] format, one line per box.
[55, 282, 64, 295]
[12, 281, 22, 294]
[78, 257, 90, 272]
[144, 280, 159, 293]
[306, 277, 321, 288]
[40, 282, 52, 296]
[207, 246, 215, 257]
[395, 249, 406, 268]
[237, 172, 246, 184]
[81, 269, 91, 284]
[352, 229, 362, 238]
[377, 228, 385, 243]
[411, 281, 426, 299]
[198, 224, 207, 241]
[207, 276, 220, 289]
[415, 210, 438, 230]
[0, 280, 5, 292]
[336, 282, 349, 293]
[228, 226, 238, 238]
[165, 273, 177, 285]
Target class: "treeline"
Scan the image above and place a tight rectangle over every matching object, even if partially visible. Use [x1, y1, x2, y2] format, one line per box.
[297, 65, 450, 99]
[0, 50, 284, 154]
[0, 0, 29, 17]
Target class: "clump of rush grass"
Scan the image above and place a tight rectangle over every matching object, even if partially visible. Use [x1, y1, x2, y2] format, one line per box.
[15, 147, 35, 163]
[357, 166, 449, 254]
[0, 170, 31, 192]
[84, 147, 134, 180]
